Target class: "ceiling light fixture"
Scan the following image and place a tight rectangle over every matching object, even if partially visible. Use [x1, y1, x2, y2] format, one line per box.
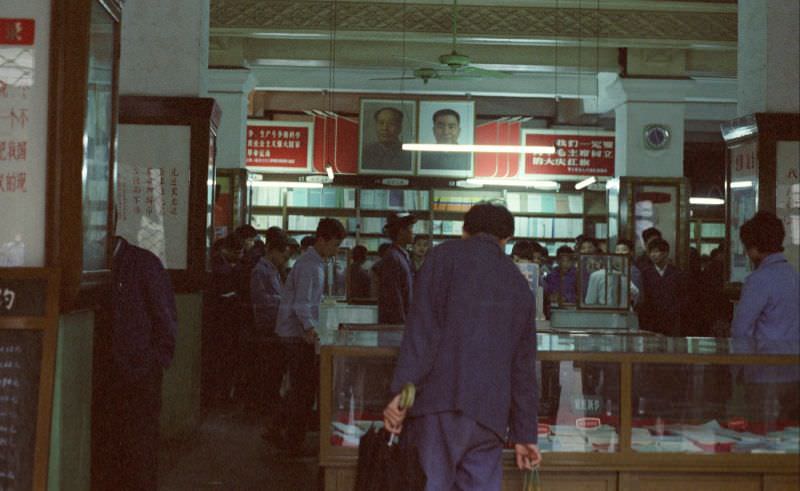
[574, 176, 597, 190]
[730, 180, 753, 189]
[248, 180, 324, 189]
[402, 143, 555, 154]
[689, 197, 725, 206]
[465, 178, 560, 190]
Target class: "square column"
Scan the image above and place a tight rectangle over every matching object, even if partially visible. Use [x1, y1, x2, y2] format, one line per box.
[208, 68, 256, 169]
[738, 0, 800, 115]
[602, 77, 695, 177]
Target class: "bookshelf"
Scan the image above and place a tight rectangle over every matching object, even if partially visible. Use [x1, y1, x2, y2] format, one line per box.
[248, 184, 607, 256]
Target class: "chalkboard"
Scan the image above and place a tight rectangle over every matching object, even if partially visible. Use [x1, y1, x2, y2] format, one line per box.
[0, 279, 47, 317]
[0, 329, 41, 491]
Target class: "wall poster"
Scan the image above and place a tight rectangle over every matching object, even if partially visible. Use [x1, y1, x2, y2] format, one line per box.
[0, 18, 46, 267]
[776, 141, 800, 271]
[417, 100, 475, 177]
[116, 125, 191, 269]
[523, 129, 615, 178]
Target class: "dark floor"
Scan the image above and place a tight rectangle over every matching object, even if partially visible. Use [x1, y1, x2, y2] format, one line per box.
[158, 403, 321, 491]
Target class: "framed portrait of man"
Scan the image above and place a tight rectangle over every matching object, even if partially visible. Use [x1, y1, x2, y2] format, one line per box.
[417, 100, 475, 177]
[359, 99, 417, 175]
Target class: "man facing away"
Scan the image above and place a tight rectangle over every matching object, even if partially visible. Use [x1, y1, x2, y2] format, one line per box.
[383, 202, 541, 491]
[731, 211, 800, 425]
[274, 218, 346, 454]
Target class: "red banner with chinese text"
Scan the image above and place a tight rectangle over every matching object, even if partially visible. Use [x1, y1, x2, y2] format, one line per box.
[523, 130, 615, 177]
[246, 121, 313, 171]
[0, 19, 35, 45]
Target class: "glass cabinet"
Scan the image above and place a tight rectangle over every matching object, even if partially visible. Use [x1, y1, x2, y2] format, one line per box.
[319, 330, 799, 490]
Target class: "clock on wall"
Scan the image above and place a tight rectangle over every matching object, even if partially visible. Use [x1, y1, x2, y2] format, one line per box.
[643, 124, 671, 150]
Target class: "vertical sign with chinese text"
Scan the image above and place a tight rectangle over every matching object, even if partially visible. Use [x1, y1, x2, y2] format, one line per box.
[1, 16, 46, 267]
[523, 129, 615, 178]
[246, 120, 314, 172]
[117, 125, 190, 269]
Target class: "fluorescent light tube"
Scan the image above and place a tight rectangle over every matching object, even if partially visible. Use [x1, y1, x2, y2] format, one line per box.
[574, 176, 597, 190]
[465, 178, 559, 190]
[730, 181, 753, 189]
[402, 143, 555, 154]
[325, 165, 334, 180]
[689, 197, 724, 205]
[248, 181, 323, 189]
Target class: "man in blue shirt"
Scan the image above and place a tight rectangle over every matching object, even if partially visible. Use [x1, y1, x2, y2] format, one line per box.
[274, 218, 346, 454]
[732, 211, 800, 425]
[250, 230, 291, 428]
[383, 203, 541, 490]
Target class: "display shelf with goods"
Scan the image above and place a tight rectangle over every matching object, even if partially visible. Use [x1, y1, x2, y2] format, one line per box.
[319, 329, 800, 491]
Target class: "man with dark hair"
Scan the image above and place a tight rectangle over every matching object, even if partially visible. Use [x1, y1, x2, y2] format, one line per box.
[637, 238, 686, 336]
[511, 240, 536, 263]
[383, 202, 541, 489]
[299, 235, 316, 253]
[615, 238, 643, 296]
[420, 108, 470, 171]
[544, 245, 578, 306]
[250, 230, 291, 433]
[411, 234, 431, 272]
[635, 226, 663, 271]
[362, 106, 412, 171]
[274, 218, 346, 454]
[378, 212, 417, 324]
[732, 211, 800, 426]
[348, 245, 372, 298]
[97, 236, 177, 490]
[733, 211, 799, 342]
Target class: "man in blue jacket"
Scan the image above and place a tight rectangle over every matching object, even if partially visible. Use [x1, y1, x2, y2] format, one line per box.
[383, 202, 541, 490]
[101, 236, 178, 490]
[732, 211, 800, 425]
[377, 211, 417, 324]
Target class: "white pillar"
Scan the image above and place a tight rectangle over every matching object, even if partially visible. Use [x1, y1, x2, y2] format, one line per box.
[208, 69, 256, 169]
[602, 77, 695, 177]
[737, 0, 800, 115]
[119, 0, 210, 96]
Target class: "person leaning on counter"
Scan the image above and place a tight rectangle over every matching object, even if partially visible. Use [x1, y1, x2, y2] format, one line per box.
[383, 202, 541, 490]
[377, 211, 417, 324]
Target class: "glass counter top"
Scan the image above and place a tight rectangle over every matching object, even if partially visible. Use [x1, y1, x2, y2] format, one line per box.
[319, 327, 800, 358]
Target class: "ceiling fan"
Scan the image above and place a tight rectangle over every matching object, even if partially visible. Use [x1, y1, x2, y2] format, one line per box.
[372, 0, 511, 84]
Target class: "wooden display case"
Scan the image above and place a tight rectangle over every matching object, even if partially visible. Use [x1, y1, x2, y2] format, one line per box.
[607, 177, 690, 271]
[48, 0, 122, 310]
[117, 95, 221, 293]
[721, 113, 800, 291]
[319, 330, 799, 491]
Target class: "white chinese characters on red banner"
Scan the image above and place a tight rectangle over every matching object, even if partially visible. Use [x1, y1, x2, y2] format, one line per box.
[523, 130, 615, 177]
[246, 121, 313, 172]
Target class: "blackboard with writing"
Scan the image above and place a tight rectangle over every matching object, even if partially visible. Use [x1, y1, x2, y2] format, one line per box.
[0, 329, 41, 491]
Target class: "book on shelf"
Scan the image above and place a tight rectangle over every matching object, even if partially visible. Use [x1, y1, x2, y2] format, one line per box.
[322, 188, 338, 208]
[568, 195, 584, 213]
[308, 189, 322, 207]
[344, 188, 356, 208]
[289, 188, 308, 207]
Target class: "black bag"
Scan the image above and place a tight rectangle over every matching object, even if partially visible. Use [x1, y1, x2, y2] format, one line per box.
[354, 427, 426, 491]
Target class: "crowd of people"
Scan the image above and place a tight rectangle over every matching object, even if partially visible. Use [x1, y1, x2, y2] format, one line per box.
[201, 204, 794, 468]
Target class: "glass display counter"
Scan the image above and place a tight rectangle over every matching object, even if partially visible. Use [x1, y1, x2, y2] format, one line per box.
[319, 330, 800, 491]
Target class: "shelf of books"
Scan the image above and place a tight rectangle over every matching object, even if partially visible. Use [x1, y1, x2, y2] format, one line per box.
[249, 185, 607, 256]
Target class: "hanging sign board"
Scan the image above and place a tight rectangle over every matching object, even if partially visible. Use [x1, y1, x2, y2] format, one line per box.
[246, 120, 313, 172]
[523, 129, 615, 178]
